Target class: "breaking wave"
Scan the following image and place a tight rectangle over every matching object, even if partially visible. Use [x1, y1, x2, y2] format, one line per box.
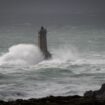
[0, 44, 105, 68]
[0, 44, 105, 100]
[0, 44, 44, 66]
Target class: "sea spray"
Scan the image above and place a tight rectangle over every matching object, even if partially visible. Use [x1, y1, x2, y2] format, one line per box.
[0, 44, 44, 66]
[52, 45, 78, 62]
[36, 45, 79, 69]
[0, 43, 104, 68]
[0, 44, 105, 100]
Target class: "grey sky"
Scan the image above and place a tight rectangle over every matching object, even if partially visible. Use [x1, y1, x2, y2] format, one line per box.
[0, 0, 105, 14]
[0, 0, 105, 26]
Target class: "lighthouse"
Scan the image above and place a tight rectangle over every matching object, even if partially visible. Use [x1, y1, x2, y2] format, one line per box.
[38, 26, 51, 59]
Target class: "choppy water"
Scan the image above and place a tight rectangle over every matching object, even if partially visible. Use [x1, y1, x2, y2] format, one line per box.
[0, 24, 105, 100]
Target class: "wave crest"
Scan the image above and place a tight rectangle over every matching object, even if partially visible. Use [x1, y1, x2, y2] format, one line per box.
[0, 44, 44, 66]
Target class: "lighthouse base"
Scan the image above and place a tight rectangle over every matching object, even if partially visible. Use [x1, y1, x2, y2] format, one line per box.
[43, 51, 52, 60]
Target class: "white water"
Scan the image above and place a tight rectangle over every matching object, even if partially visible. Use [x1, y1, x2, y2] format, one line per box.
[0, 44, 104, 100]
[0, 37, 105, 100]
[0, 44, 44, 66]
[0, 44, 105, 71]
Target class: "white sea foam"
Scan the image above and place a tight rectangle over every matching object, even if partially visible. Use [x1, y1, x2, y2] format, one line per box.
[0, 44, 105, 100]
[0, 44, 105, 69]
[0, 44, 44, 66]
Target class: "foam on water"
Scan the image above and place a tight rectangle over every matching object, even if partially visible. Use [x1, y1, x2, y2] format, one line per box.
[0, 43, 105, 75]
[0, 44, 44, 66]
[0, 44, 105, 100]
[0, 44, 79, 68]
[0, 44, 105, 71]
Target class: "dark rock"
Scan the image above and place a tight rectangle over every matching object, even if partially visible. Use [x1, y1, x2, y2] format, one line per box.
[84, 83, 105, 100]
[84, 90, 94, 97]
[0, 95, 105, 105]
[95, 84, 105, 95]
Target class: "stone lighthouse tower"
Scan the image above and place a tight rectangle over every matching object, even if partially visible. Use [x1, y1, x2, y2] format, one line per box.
[38, 26, 51, 59]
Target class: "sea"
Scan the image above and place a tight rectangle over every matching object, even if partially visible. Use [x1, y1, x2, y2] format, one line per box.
[0, 14, 105, 101]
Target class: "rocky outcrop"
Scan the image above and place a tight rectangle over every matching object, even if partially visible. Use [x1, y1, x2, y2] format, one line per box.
[84, 84, 105, 100]
[0, 95, 104, 105]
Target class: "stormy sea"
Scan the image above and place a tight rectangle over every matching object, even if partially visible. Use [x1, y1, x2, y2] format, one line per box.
[0, 22, 105, 101]
[0, 0, 105, 102]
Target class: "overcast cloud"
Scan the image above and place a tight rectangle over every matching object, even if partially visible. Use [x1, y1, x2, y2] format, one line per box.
[0, 0, 105, 26]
